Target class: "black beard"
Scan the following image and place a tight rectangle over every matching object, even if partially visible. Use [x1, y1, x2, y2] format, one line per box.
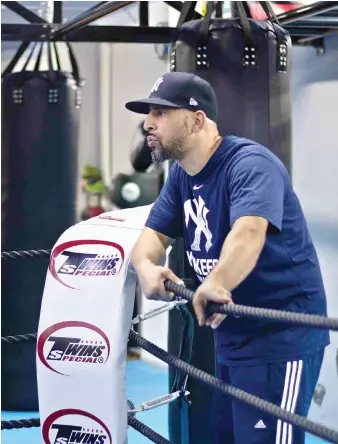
[150, 141, 185, 163]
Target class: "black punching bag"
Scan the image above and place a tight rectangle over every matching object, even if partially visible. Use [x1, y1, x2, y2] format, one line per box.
[172, 1, 292, 171]
[168, 2, 292, 443]
[1, 42, 83, 410]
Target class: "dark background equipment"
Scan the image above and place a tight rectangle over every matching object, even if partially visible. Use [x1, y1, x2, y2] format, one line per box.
[109, 119, 164, 209]
[1, 39, 82, 410]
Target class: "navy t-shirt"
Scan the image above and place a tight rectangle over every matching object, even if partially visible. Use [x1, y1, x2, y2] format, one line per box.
[145, 136, 330, 365]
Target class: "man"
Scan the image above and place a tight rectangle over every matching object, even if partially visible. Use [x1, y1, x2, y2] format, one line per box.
[125, 72, 329, 444]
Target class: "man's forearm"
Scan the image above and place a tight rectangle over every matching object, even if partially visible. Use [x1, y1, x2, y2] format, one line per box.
[131, 227, 170, 273]
[206, 227, 265, 292]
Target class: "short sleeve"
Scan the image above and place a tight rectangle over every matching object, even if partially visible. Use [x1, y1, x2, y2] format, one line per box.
[145, 164, 183, 239]
[228, 153, 285, 232]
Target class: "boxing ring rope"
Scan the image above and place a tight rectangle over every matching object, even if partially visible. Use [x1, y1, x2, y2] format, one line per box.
[165, 281, 338, 331]
[2, 326, 338, 443]
[1, 248, 52, 260]
[2, 249, 338, 331]
[1, 415, 172, 444]
[2, 248, 338, 444]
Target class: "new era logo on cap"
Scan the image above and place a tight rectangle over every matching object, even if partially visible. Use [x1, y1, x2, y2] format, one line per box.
[125, 72, 218, 121]
[254, 420, 266, 429]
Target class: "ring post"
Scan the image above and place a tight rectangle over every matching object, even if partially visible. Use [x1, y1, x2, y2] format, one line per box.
[36, 206, 152, 444]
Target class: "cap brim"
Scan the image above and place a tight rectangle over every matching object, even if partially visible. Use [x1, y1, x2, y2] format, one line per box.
[125, 97, 182, 114]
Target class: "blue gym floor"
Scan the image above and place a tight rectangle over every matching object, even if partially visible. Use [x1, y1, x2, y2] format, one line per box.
[1, 359, 329, 444]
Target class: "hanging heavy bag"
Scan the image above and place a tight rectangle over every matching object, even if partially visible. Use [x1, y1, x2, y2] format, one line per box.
[1, 41, 83, 410]
[171, 1, 292, 171]
[167, 2, 292, 443]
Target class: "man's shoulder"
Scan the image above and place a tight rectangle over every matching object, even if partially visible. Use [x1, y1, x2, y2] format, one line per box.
[225, 135, 270, 156]
[225, 135, 286, 171]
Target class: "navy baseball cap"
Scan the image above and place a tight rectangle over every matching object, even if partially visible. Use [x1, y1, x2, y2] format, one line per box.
[125, 72, 218, 121]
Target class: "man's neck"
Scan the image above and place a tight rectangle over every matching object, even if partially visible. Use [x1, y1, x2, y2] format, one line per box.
[178, 134, 223, 176]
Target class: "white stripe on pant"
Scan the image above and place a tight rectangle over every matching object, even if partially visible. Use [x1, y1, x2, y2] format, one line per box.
[275, 360, 304, 444]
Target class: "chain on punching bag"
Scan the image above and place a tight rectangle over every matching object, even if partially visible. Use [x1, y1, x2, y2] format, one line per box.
[1, 41, 83, 410]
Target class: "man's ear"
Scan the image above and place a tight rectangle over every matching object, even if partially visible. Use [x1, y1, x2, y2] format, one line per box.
[192, 111, 206, 133]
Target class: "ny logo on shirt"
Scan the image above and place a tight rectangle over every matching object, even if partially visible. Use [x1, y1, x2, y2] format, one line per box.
[184, 196, 213, 252]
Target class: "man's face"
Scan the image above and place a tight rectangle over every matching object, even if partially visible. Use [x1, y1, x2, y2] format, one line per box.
[144, 107, 191, 163]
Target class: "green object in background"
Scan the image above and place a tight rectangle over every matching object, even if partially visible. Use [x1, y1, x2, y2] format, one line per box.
[82, 164, 102, 180]
[86, 179, 105, 194]
[81, 164, 105, 195]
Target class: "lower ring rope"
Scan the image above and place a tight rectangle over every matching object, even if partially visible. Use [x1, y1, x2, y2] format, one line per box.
[165, 280, 338, 331]
[1, 261, 336, 442]
[1, 418, 40, 430]
[2, 332, 337, 442]
[1, 416, 172, 443]
[129, 330, 338, 444]
[128, 416, 171, 444]
[1, 333, 37, 344]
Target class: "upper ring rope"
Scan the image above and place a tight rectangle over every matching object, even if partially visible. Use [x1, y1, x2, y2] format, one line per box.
[165, 280, 338, 331]
[2, 248, 337, 331]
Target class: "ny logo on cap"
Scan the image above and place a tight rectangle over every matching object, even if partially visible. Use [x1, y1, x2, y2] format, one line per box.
[150, 77, 164, 93]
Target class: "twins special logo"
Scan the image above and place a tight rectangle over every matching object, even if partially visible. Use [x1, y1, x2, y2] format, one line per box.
[49, 240, 125, 290]
[42, 409, 112, 444]
[37, 321, 110, 376]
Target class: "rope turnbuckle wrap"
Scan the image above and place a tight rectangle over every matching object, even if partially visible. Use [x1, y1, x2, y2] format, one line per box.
[165, 281, 338, 331]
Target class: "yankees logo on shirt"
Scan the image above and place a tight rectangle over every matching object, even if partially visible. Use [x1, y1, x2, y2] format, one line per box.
[183, 196, 218, 282]
[184, 196, 213, 252]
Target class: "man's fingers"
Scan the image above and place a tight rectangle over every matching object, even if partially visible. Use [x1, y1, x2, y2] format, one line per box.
[205, 313, 217, 327]
[194, 288, 232, 327]
[162, 291, 175, 301]
[210, 314, 227, 329]
[205, 313, 218, 327]
[162, 268, 185, 287]
[205, 290, 232, 305]
[148, 268, 184, 300]
[205, 313, 227, 328]
[192, 298, 206, 327]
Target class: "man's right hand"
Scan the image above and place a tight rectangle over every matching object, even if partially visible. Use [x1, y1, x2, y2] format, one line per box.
[136, 261, 184, 302]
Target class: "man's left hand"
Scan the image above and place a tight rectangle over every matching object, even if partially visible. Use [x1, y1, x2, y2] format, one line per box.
[192, 279, 233, 327]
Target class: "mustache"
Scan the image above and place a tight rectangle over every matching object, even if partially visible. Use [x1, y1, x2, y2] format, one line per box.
[147, 134, 162, 147]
